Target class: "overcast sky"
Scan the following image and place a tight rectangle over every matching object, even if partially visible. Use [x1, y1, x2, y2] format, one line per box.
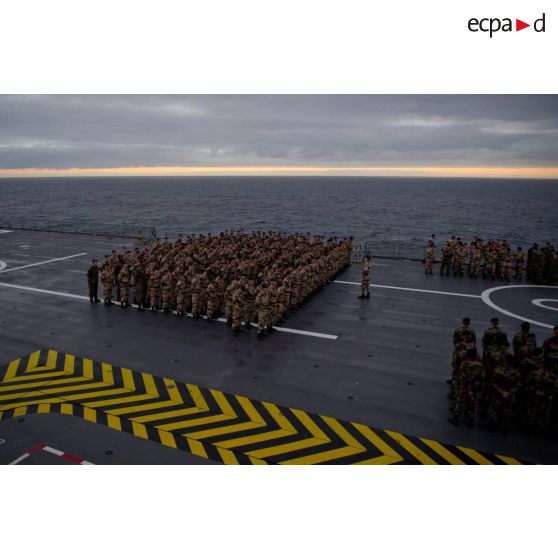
[0, 95, 557, 175]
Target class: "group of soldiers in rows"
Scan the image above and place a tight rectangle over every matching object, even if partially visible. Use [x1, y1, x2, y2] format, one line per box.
[449, 317, 558, 434]
[424, 233, 557, 283]
[87, 231, 352, 339]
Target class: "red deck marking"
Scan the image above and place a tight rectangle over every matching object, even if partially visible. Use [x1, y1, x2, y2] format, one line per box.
[61, 452, 82, 464]
[9, 443, 94, 465]
[28, 443, 46, 455]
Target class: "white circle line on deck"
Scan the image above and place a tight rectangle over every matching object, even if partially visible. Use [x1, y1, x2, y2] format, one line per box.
[0, 252, 87, 274]
[334, 280, 481, 299]
[532, 299, 558, 311]
[0, 261, 6, 272]
[0, 281, 337, 340]
[480, 285, 558, 330]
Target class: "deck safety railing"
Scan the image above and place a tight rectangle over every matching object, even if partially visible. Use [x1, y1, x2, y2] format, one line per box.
[0, 216, 425, 260]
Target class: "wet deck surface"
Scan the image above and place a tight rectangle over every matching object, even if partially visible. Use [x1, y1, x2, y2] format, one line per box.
[0, 229, 557, 464]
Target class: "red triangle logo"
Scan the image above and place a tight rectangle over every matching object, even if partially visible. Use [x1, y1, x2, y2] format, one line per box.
[516, 19, 530, 31]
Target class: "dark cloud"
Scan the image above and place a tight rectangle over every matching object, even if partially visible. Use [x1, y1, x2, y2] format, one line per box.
[0, 95, 557, 169]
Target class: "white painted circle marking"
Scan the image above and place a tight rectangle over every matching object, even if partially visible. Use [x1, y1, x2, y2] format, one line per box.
[532, 298, 558, 312]
[0, 260, 7, 272]
[480, 285, 558, 329]
[0, 438, 5, 445]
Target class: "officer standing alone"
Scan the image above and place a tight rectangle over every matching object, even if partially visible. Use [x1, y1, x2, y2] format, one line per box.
[87, 259, 100, 304]
[358, 256, 371, 299]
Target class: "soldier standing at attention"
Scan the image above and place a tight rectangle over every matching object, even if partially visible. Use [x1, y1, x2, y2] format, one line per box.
[487, 354, 521, 433]
[206, 280, 219, 321]
[255, 285, 270, 340]
[519, 347, 555, 432]
[468, 243, 481, 278]
[224, 279, 238, 326]
[512, 322, 537, 366]
[148, 267, 161, 312]
[453, 317, 476, 347]
[243, 279, 256, 329]
[267, 279, 278, 330]
[480, 318, 508, 408]
[358, 256, 371, 299]
[175, 275, 186, 318]
[439, 241, 452, 277]
[452, 241, 465, 277]
[424, 242, 435, 275]
[483, 247, 497, 280]
[133, 262, 146, 312]
[160, 267, 173, 314]
[101, 262, 113, 306]
[117, 264, 130, 309]
[231, 283, 244, 336]
[482, 318, 508, 366]
[501, 247, 512, 282]
[449, 348, 485, 427]
[191, 273, 202, 320]
[513, 247, 525, 280]
[87, 259, 100, 304]
[447, 318, 476, 391]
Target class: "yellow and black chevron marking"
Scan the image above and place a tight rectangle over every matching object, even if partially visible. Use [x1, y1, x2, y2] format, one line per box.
[0, 349, 530, 465]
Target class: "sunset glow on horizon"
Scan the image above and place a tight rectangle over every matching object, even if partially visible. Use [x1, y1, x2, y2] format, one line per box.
[1, 166, 557, 179]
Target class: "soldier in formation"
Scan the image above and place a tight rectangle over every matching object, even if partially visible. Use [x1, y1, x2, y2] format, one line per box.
[90, 230, 352, 339]
[424, 240, 435, 275]
[86, 259, 100, 304]
[424, 235, 556, 284]
[448, 317, 558, 434]
[100, 260, 113, 306]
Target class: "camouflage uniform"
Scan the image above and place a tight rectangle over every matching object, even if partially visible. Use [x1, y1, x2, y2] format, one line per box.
[174, 276, 185, 317]
[449, 341, 468, 404]
[451, 354, 484, 425]
[243, 281, 256, 327]
[513, 248, 525, 280]
[481, 324, 508, 409]
[231, 285, 244, 333]
[512, 330, 537, 366]
[117, 265, 130, 307]
[360, 259, 371, 298]
[453, 324, 476, 347]
[501, 250, 512, 281]
[468, 246, 482, 278]
[206, 281, 219, 320]
[133, 264, 146, 310]
[256, 287, 270, 338]
[522, 365, 556, 432]
[101, 264, 113, 306]
[484, 250, 497, 279]
[148, 269, 161, 311]
[440, 243, 452, 276]
[224, 281, 237, 325]
[86, 262, 99, 303]
[160, 269, 173, 313]
[424, 246, 434, 275]
[487, 360, 521, 431]
[452, 243, 465, 277]
[191, 274, 202, 318]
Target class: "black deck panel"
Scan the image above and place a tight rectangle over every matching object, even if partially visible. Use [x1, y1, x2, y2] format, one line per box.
[0, 229, 557, 464]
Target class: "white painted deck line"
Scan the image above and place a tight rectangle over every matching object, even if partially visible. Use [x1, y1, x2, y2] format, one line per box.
[334, 280, 482, 299]
[0, 281, 337, 340]
[0, 253, 87, 274]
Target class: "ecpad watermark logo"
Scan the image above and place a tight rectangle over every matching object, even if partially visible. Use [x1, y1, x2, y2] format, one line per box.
[468, 13, 546, 37]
